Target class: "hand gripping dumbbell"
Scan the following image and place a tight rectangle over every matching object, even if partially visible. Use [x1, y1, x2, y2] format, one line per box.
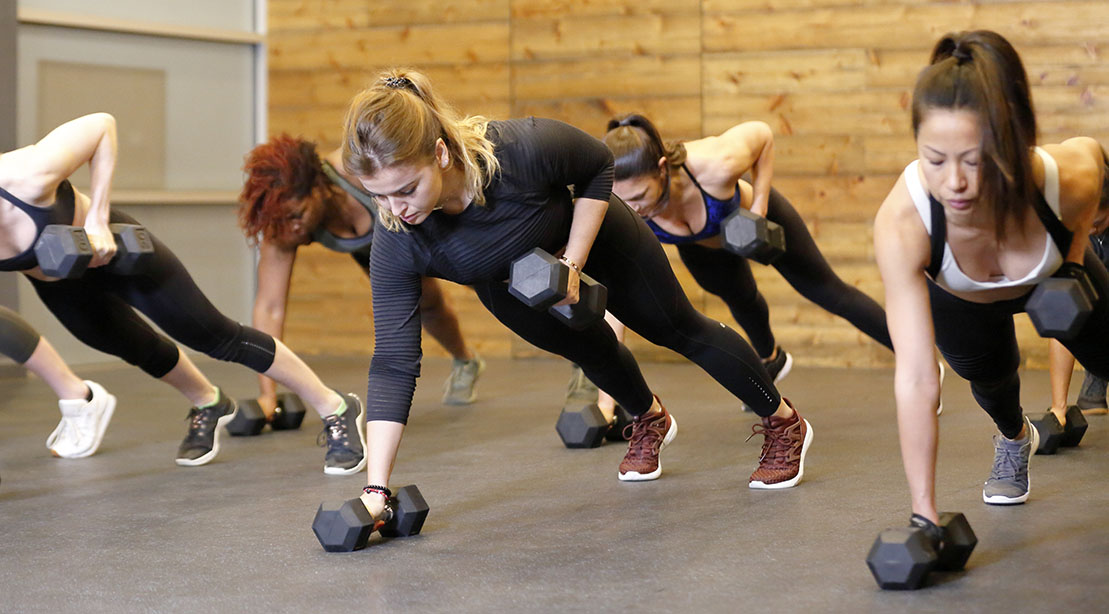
[312, 485, 429, 552]
[508, 248, 608, 330]
[721, 208, 786, 265]
[866, 512, 977, 590]
[1026, 262, 1099, 340]
[34, 223, 153, 278]
[1029, 405, 1089, 454]
[227, 393, 308, 436]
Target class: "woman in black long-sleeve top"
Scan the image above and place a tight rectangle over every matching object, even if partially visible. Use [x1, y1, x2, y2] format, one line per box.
[346, 69, 815, 523]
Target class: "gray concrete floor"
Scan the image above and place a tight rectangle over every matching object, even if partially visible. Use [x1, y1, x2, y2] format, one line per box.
[1, 355, 1107, 613]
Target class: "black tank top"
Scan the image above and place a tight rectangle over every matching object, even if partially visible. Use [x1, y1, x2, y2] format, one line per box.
[0, 181, 77, 272]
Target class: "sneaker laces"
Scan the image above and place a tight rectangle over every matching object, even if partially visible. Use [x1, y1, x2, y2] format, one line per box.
[746, 420, 795, 468]
[182, 407, 212, 444]
[989, 436, 1025, 480]
[317, 414, 349, 450]
[623, 413, 666, 460]
[448, 359, 477, 391]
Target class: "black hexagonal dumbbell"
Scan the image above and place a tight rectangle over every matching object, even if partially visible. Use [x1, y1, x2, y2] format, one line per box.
[105, 223, 154, 275]
[313, 485, 429, 552]
[605, 405, 633, 443]
[272, 393, 307, 431]
[508, 248, 608, 330]
[867, 512, 977, 590]
[34, 225, 93, 278]
[1029, 411, 1065, 455]
[1060, 404, 1088, 447]
[722, 208, 786, 265]
[556, 402, 610, 448]
[1026, 263, 1099, 340]
[226, 399, 267, 436]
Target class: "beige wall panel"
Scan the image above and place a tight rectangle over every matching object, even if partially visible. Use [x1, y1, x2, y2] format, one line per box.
[868, 43, 1109, 89]
[269, 24, 510, 70]
[513, 0, 700, 19]
[269, 64, 511, 110]
[513, 56, 700, 100]
[512, 14, 700, 60]
[513, 96, 701, 141]
[703, 50, 870, 95]
[705, 3, 1108, 53]
[771, 174, 897, 221]
[705, 90, 910, 138]
[269, 0, 508, 30]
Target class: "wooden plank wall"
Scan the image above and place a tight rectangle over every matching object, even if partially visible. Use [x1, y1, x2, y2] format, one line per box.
[268, 0, 1109, 370]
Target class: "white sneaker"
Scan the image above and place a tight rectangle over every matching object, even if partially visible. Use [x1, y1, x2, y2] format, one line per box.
[46, 380, 117, 459]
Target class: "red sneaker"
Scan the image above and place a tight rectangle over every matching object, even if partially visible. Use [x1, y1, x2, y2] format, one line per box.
[748, 399, 812, 489]
[618, 401, 677, 482]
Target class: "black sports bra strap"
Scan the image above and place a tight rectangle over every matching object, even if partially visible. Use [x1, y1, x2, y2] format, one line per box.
[0, 184, 35, 213]
[680, 163, 708, 195]
[1029, 193, 1073, 256]
[926, 194, 946, 279]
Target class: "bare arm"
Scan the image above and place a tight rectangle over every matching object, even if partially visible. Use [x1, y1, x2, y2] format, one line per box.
[1048, 137, 1104, 262]
[874, 178, 942, 524]
[558, 195, 608, 306]
[252, 240, 298, 411]
[715, 121, 774, 217]
[22, 114, 119, 265]
[359, 420, 406, 518]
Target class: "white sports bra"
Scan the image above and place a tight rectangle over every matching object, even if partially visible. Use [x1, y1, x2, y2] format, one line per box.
[903, 147, 1065, 293]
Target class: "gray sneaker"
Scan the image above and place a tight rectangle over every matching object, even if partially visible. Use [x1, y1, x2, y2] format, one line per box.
[566, 364, 599, 402]
[982, 416, 1039, 505]
[1077, 372, 1108, 415]
[176, 389, 238, 467]
[319, 393, 366, 475]
[442, 355, 485, 405]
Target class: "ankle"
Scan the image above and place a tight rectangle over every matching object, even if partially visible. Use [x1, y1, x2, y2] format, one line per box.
[193, 386, 220, 409]
[771, 400, 795, 421]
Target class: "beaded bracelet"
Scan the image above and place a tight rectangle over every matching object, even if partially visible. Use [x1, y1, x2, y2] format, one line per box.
[363, 485, 392, 498]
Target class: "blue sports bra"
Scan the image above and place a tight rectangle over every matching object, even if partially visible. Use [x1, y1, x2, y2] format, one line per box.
[646, 164, 742, 244]
[0, 181, 77, 272]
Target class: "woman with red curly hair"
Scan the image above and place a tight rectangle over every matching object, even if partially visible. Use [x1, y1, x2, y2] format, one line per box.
[238, 135, 484, 416]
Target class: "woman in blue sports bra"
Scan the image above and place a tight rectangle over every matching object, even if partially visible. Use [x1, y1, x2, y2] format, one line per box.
[601, 114, 894, 395]
[874, 31, 1109, 532]
[238, 135, 486, 414]
[1, 113, 366, 474]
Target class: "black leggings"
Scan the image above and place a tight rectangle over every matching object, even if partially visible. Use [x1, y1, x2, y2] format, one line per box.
[474, 196, 779, 416]
[676, 187, 892, 357]
[0, 305, 41, 364]
[28, 210, 276, 378]
[930, 249, 1109, 438]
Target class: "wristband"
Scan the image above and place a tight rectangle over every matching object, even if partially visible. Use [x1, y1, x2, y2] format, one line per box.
[363, 485, 392, 499]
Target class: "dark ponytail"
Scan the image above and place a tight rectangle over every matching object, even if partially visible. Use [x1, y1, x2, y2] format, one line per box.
[602, 114, 686, 180]
[911, 30, 1037, 240]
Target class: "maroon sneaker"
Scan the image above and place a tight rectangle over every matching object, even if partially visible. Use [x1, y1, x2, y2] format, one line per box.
[618, 400, 677, 482]
[747, 399, 812, 489]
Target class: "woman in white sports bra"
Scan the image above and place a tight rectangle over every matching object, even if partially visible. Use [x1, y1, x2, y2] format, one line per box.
[873, 30, 1108, 531]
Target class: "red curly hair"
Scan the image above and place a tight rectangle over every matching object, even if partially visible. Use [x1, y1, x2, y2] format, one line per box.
[238, 134, 339, 247]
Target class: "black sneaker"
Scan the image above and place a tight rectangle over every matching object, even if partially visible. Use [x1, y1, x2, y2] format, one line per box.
[1077, 372, 1108, 416]
[175, 389, 238, 467]
[741, 347, 793, 412]
[318, 393, 366, 476]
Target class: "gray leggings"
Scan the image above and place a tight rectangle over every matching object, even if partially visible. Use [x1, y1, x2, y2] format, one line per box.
[0, 305, 41, 364]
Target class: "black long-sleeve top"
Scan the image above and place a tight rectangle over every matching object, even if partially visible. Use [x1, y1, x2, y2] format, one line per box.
[366, 117, 615, 423]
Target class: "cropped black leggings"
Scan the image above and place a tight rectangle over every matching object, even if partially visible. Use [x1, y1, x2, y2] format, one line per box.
[677, 187, 892, 357]
[27, 210, 276, 378]
[0, 305, 41, 364]
[930, 248, 1109, 439]
[475, 196, 780, 416]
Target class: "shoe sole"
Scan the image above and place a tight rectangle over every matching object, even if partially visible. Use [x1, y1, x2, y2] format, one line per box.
[324, 394, 368, 476]
[57, 393, 118, 459]
[618, 415, 678, 482]
[983, 424, 1038, 505]
[175, 406, 239, 467]
[749, 419, 814, 490]
[442, 359, 486, 406]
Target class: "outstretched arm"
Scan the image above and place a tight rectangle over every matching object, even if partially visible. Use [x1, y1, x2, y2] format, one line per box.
[251, 240, 298, 415]
[875, 178, 942, 524]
